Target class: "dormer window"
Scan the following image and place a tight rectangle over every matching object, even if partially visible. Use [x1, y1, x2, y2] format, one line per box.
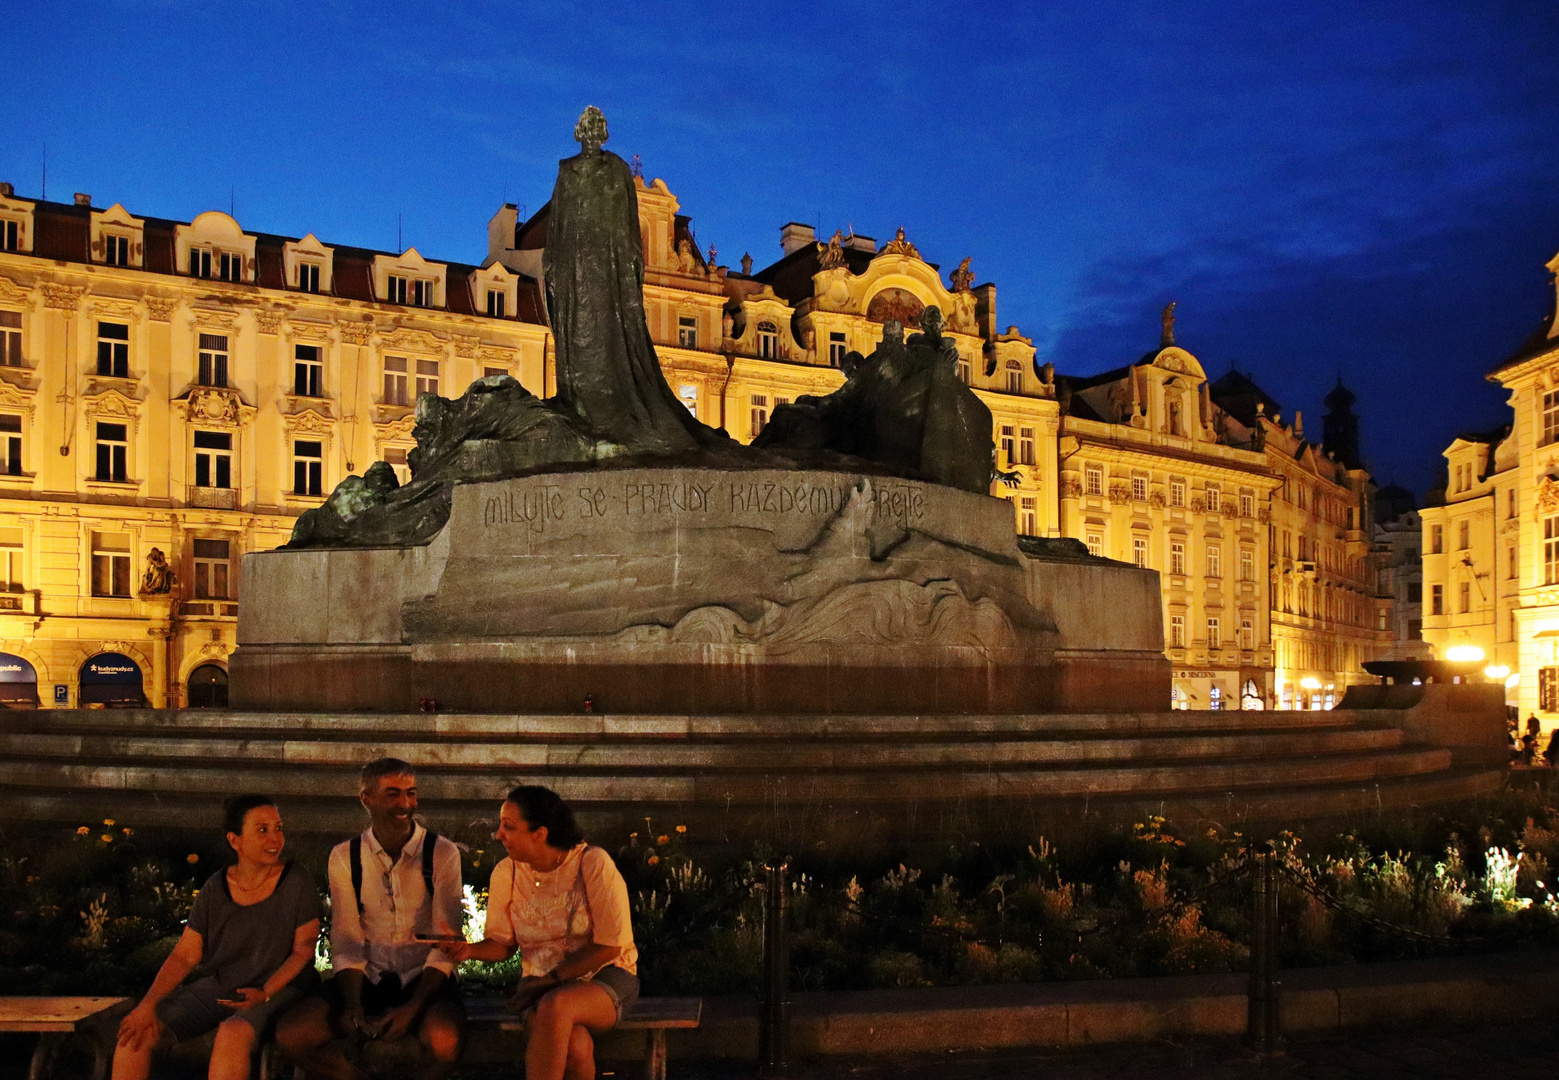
[220, 252, 242, 282]
[486, 289, 506, 317]
[757, 321, 778, 358]
[678, 316, 698, 348]
[1005, 361, 1023, 394]
[387, 276, 433, 307]
[190, 249, 211, 278]
[0, 220, 17, 252]
[297, 262, 321, 293]
[104, 234, 130, 266]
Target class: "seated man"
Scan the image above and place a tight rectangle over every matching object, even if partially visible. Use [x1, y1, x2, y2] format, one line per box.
[276, 758, 465, 1079]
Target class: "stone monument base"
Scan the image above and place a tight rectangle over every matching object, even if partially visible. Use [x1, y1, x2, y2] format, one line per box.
[235, 468, 1169, 714]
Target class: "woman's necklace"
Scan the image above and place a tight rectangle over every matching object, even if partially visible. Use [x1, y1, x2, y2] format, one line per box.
[229, 865, 275, 895]
[531, 849, 566, 886]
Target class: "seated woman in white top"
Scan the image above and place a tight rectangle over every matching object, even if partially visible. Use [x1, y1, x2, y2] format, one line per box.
[439, 785, 637, 1080]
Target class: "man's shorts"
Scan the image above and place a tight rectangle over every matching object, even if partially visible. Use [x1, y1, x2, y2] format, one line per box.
[319, 971, 466, 1022]
[156, 974, 315, 1044]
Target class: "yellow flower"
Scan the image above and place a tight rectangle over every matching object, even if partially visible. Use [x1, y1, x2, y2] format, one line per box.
[675, 825, 687, 834]
[103, 818, 115, 827]
[656, 834, 669, 845]
[186, 854, 199, 864]
[122, 827, 132, 836]
[647, 855, 659, 866]
[100, 834, 112, 843]
[77, 826, 90, 836]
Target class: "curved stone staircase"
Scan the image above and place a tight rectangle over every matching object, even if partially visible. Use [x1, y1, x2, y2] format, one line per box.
[0, 702, 1507, 839]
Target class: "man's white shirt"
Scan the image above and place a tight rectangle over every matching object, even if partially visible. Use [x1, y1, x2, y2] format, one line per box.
[327, 822, 463, 984]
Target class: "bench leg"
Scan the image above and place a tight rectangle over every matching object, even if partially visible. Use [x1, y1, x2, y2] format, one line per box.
[644, 1028, 667, 1080]
[27, 1032, 64, 1080]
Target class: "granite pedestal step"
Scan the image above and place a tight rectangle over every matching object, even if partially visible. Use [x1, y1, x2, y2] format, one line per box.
[0, 707, 1506, 834]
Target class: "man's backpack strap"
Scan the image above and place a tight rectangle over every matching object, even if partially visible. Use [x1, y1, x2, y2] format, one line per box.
[422, 830, 439, 899]
[349, 835, 364, 915]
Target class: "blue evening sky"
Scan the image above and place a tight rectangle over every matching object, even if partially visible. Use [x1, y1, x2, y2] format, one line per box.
[8, 0, 1559, 496]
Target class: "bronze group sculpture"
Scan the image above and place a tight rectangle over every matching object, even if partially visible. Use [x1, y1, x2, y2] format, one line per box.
[286, 108, 997, 549]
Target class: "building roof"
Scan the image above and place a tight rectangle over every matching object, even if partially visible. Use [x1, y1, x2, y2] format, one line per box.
[1488, 300, 1558, 377]
[1208, 369, 1283, 428]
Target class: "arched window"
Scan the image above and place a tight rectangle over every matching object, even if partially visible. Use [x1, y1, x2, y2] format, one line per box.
[188, 664, 229, 709]
[756, 321, 778, 359]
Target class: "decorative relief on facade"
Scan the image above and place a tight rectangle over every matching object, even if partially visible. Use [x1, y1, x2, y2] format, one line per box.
[288, 319, 332, 343]
[1108, 483, 1131, 505]
[1149, 491, 1167, 509]
[337, 321, 374, 346]
[88, 297, 139, 319]
[0, 379, 36, 409]
[1223, 502, 1240, 519]
[144, 297, 178, 322]
[0, 276, 27, 304]
[181, 387, 247, 427]
[381, 327, 444, 352]
[453, 335, 480, 359]
[372, 414, 417, 444]
[478, 345, 517, 365]
[41, 284, 85, 311]
[283, 408, 334, 437]
[1060, 477, 1083, 498]
[1189, 497, 1206, 513]
[1539, 477, 1559, 515]
[189, 308, 238, 331]
[83, 388, 141, 421]
[254, 310, 286, 335]
[865, 288, 924, 326]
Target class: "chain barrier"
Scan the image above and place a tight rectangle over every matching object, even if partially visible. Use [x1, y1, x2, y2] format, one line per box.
[1273, 860, 1483, 947]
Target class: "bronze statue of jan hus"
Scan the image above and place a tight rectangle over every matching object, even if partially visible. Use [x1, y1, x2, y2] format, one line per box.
[282, 108, 998, 548]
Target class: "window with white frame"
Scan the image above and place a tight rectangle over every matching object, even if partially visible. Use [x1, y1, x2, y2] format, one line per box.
[383, 357, 409, 406]
[1131, 474, 1148, 502]
[1207, 544, 1222, 578]
[1085, 463, 1102, 496]
[292, 440, 323, 497]
[415, 359, 439, 399]
[1170, 540, 1185, 576]
[1240, 618, 1254, 650]
[95, 423, 128, 483]
[1205, 485, 1220, 513]
[1001, 425, 1016, 466]
[1240, 546, 1255, 581]
[1170, 614, 1185, 647]
[1206, 616, 1221, 649]
[1132, 535, 1147, 567]
[1459, 580, 1471, 613]
[1020, 428, 1035, 466]
[757, 321, 778, 358]
[1431, 583, 1444, 615]
[387, 275, 407, 304]
[750, 394, 768, 437]
[90, 531, 131, 597]
[677, 385, 698, 415]
[828, 332, 846, 367]
[1085, 532, 1102, 557]
[0, 220, 17, 252]
[297, 261, 321, 293]
[1020, 497, 1037, 537]
[96, 322, 129, 378]
[1240, 491, 1254, 517]
[1431, 524, 1443, 554]
[0, 527, 20, 591]
[189, 248, 211, 278]
[294, 345, 323, 397]
[197, 334, 229, 387]
[957, 360, 971, 384]
[1458, 519, 1470, 550]
[1543, 390, 1559, 446]
[192, 538, 232, 599]
[0, 415, 19, 475]
[1169, 478, 1185, 507]
[486, 289, 506, 317]
[1006, 366, 1023, 393]
[0, 311, 19, 366]
[383, 446, 411, 485]
[193, 431, 232, 489]
[678, 316, 698, 349]
[104, 234, 130, 267]
[219, 251, 242, 282]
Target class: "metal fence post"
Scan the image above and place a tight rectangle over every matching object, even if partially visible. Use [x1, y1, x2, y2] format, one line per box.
[758, 863, 790, 1077]
[1246, 842, 1282, 1054]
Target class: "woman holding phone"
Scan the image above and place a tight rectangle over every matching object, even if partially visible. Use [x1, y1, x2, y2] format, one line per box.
[112, 794, 322, 1080]
[438, 785, 637, 1080]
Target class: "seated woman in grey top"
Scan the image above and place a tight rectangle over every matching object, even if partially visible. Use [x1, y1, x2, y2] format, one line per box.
[113, 794, 322, 1080]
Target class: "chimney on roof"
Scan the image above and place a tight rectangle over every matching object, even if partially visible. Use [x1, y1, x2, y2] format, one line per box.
[73, 193, 91, 207]
[780, 222, 815, 256]
[0, 183, 11, 197]
[844, 232, 875, 253]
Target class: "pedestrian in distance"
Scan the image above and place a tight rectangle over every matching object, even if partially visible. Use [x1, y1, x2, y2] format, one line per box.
[274, 758, 466, 1079]
[436, 785, 638, 1080]
[112, 795, 321, 1080]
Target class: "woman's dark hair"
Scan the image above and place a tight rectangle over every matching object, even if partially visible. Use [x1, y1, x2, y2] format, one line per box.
[222, 794, 277, 838]
[506, 785, 584, 850]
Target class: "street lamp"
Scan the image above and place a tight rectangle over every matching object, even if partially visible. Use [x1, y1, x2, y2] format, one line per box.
[1445, 644, 1485, 663]
[1485, 665, 1510, 681]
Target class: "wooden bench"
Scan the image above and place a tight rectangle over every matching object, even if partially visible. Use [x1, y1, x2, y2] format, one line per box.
[261, 996, 702, 1080]
[0, 997, 129, 1080]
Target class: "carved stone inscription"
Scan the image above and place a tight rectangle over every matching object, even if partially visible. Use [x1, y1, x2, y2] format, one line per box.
[481, 472, 926, 535]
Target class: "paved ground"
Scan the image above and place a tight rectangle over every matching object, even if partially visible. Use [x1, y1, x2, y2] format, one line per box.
[9, 1021, 1558, 1078]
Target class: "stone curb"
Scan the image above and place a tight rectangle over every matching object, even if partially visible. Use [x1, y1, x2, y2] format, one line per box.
[581, 949, 1559, 1062]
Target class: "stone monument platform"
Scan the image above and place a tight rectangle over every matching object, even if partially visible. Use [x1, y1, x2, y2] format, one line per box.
[234, 467, 1169, 714]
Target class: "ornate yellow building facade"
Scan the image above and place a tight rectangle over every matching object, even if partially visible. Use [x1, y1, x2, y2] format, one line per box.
[0, 176, 1059, 707]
